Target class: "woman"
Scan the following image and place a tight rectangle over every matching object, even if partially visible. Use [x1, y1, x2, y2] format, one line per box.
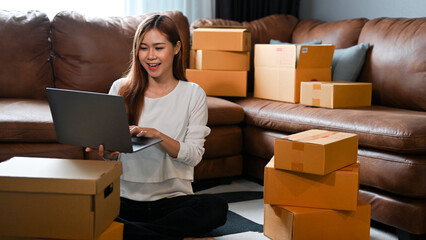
[87, 14, 227, 240]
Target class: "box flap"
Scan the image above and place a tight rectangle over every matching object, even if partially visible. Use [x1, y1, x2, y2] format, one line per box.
[254, 44, 296, 68]
[297, 45, 335, 68]
[0, 157, 122, 195]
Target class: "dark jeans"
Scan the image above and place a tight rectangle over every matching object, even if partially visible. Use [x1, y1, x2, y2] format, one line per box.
[116, 194, 228, 240]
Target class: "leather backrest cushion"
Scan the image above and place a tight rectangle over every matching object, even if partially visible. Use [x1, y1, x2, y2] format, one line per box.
[190, 14, 299, 93]
[51, 11, 189, 93]
[292, 18, 368, 49]
[358, 18, 426, 111]
[0, 10, 53, 99]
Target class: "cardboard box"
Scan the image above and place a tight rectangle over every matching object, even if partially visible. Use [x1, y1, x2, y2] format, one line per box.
[186, 69, 247, 97]
[264, 201, 371, 240]
[274, 129, 358, 175]
[0, 157, 122, 240]
[264, 157, 359, 211]
[98, 221, 124, 240]
[190, 49, 250, 71]
[3, 221, 124, 240]
[254, 44, 334, 103]
[192, 28, 251, 52]
[300, 81, 372, 108]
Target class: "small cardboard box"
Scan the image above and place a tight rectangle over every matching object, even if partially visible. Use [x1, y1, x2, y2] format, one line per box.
[264, 201, 371, 240]
[192, 28, 251, 52]
[274, 129, 358, 175]
[0, 157, 122, 240]
[190, 49, 250, 71]
[254, 44, 334, 103]
[98, 221, 124, 240]
[264, 157, 359, 211]
[186, 69, 247, 97]
[300, 81, 372, 108]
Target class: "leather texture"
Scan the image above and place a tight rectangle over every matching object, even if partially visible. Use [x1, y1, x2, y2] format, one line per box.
[358, 18, 426, 111]
[359, 187, 426, 235]
[292, 18, 368, 48]
[0, 10, 53, 99]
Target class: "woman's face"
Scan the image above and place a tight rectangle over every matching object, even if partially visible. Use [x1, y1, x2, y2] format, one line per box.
[138, 29, 180, 81]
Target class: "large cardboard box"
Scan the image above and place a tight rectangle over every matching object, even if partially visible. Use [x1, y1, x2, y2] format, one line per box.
[264, 157, 359, 211]
[300, 81, 372, 108]
[186, 69, 247, 97]
[264, 201, 371, 240]
[0, 157, 122, 240]
[190, 49, 250, 71]
[254, 44, 334, 103]
[192, 28, 251, 52]
[274, 129, 358, 175]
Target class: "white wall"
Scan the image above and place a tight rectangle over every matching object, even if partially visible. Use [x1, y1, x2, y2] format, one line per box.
[299, 0, 426, 21]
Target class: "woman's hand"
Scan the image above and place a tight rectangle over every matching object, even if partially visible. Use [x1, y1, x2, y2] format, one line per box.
[129, 125, 160, 138]
[129, 125, 180, 158]
[85, 145, 120, 160]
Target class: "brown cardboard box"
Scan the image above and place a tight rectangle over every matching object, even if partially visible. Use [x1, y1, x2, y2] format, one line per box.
[0, 157, 122, 240]
[192, 28, 251, 52]
[274, 129, 358, 175]
[97, 221, 124, 240]
[186, 69, 247, 97]
[264, 201, 371, 240]
[189, 49, 250, 71]
[264, 157, 360, 211]
[300, 81, 372, 108]
[254, 44, 334, 103]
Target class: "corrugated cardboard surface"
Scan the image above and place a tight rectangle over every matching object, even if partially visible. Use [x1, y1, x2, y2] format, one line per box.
[300, 82, 372, 108]
[190, 49, 250, 71]
[264, 201, 371, 240]
[0, 157, 122, 240]
[254, 44, 334, 103]
[186, 69, 247, 97]
[274, 129, 358, 175]
[192, 28, 251, 52]
[264, 157, 360, 211]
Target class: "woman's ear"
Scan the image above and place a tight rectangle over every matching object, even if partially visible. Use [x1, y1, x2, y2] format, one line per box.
[174, 41, 181, 55]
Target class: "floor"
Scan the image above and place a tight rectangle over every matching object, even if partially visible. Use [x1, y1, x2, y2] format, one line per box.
[195, 177, 399, 240]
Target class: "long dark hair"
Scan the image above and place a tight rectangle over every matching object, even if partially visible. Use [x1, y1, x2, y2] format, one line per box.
[119, 14, 187, 125]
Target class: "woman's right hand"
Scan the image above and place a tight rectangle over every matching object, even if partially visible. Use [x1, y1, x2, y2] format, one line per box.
[85, 145, 120, 160]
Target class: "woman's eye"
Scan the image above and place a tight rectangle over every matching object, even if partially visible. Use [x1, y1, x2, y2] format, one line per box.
[156, 47, 164, 50]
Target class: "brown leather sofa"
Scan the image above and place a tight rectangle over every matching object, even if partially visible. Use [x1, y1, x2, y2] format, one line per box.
[0, 10, 244, 180]
[191, 15, 426, 238]
[1, 9, 425, 239]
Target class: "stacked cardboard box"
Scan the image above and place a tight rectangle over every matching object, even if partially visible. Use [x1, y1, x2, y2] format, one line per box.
[254, 44, 335, 103]
[300, 81, 373, 108]
[186, 27, 251, 97]
[0, 157, 123, 240]
[263, 129, 371, 240]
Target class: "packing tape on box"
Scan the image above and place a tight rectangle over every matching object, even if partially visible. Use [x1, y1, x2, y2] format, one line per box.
[312, 98, 321, 106]
[313, 83, 322, 90]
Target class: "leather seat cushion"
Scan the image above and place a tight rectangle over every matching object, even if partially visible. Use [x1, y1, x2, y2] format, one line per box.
[0, 99, 56, 142]
[236, 97, 426, 154]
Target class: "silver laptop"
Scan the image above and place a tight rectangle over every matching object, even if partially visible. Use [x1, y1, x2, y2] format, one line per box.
[46, 88, 162, 153]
